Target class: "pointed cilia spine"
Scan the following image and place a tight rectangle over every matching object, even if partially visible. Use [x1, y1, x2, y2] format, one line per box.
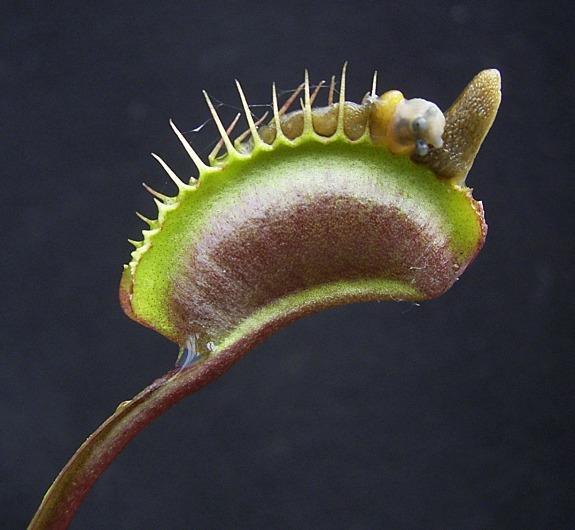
[328, 75, 336, 106]
[202, 90, 239, 157]
[169, 119, 212, 178]
[135, 211, 154, 226]
[271, 82, 284, 140]
[302, 70, 313, 133]
[151, 153, 190, 192]
[371, 70, 378, 98]
[235, 80, 265, 149]
[142, 182, 172, 203]
[278, 81, 305, 115]
[127, 239, 143, 248]
[211, 113, 241, 162]
[336, 62, 347, 132]
[234, 111, 269, 147]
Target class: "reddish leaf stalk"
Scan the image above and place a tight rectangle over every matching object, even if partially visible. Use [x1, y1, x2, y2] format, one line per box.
[28, 341, 247, 530]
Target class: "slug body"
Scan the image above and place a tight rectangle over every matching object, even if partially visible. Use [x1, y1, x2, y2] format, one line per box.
[120, 67, 501, 355]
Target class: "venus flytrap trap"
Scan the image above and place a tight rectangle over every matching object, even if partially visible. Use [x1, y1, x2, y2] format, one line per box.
[29, 65, 500, 529]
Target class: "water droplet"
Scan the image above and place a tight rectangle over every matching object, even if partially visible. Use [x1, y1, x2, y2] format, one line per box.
[206, 341, 216, 352]
[175, 334, 202, 369]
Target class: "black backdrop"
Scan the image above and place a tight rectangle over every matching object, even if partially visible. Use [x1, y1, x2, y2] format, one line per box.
[2, 1, 574, 528]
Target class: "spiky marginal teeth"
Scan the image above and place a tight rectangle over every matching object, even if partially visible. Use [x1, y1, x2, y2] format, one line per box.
[371, 70, 378, 98]
[169, 119, 211, 176]
[153, 197, 168, 213]
[303, 70, 313, 133]
[131, 64, 377, 264]
[310, 79, 325, 103]
[211, 113, 242, 163]
[278, 81, 305, 116]
[135, 212, 154, 225]
[141, 228, 160, 239]
[271, 83, 284, 139]
[235, 80, 264, 148]
[337, 62, 348, 132]
[151, 153, 190, 191]
[203, 90, 240, 157]
[328, 75, 336, 106]
[127, 66, 499, 297]
[142, 182, 173, 203]
[234, 111, 270, 151]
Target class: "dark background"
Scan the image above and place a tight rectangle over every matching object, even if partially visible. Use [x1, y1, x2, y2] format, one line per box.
[2, 1, 574, 528]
